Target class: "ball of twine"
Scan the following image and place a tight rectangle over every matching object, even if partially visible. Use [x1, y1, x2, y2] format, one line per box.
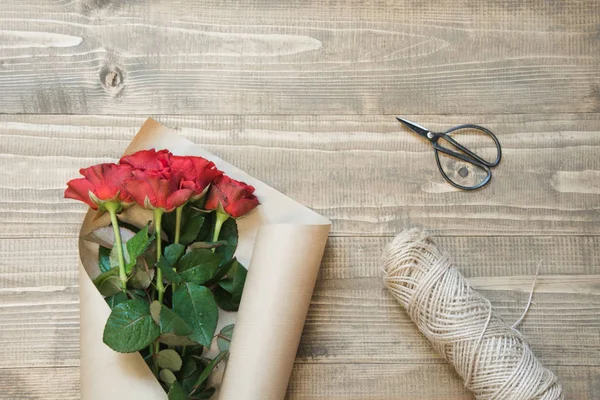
[382, 229, 563, 400]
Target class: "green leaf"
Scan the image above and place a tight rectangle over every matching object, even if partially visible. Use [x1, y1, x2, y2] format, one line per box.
[191, 388, 216, 399]
[102, 298, 160, 353]
[129, 257, 155, 290]
[125, 225, 153, 273]
[109, 245, 129, 270]
[159, 333, 197, 347]
[205, 257, 236, 287]
[150, 300, 161, 325]
[178, 249, 221, 285]
[173, 283, 218, 347]
[188, 241, 227, 251]
[93, 268, 122, 297]
[179, 214, 205, 246]
[157, 258, 183, 284]
[180, 357, 198, 380]
[168, 381, 188, 400]
[105, 292, 128, 309]
[217, 324, 234, 352]
[165, 243, 186, 265]
[98, 246, 112, 273]
[215, 218, 238, 261]
[160, 306, 194, 337]
[193, 351, 228, 391]
[159, 369, 177, 386]
[217, 260, 247, 303]
[157, 349, 183, 372]
[214, 286, 239, 312]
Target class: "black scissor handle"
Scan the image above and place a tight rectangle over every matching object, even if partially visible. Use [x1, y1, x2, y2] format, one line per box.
[441, 124, 502, 167]
[430, 124, 501, 190]
[433, 144, 492, 190]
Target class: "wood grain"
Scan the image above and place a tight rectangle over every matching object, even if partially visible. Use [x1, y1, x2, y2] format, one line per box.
[0, 114, 598, 236]
[0, 1, 597, 114]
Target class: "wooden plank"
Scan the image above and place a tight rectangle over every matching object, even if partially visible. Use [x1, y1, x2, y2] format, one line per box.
[0, 114, 599, 236]
[0, 367, 80, 400]
[286, 364, 600, 399]
[2, 236, 600, 369]
[0, 1, 597, 114]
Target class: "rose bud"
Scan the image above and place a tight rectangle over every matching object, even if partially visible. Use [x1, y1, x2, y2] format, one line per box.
[205, 175, 260, 218]
[171, 155, 223, 199]
[124, 169, 195, 212]
[119, 148, 172, 171]
[64, 163, 134, 212]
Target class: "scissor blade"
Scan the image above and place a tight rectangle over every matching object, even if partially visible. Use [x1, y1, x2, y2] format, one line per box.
[396, 117, 430, 138]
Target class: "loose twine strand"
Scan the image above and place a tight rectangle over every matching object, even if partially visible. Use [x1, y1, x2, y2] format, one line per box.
[382, 229, 563, 400]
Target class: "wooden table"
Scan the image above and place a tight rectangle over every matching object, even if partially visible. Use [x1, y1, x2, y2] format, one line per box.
[1, 1, 599, 398]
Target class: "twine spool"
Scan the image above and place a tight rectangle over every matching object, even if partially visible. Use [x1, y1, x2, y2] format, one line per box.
[382, 229, 563, 400]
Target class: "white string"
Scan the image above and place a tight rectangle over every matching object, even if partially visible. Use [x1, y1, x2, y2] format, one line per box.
[382, 230, 563, 400]
[512, 260, 543, 330]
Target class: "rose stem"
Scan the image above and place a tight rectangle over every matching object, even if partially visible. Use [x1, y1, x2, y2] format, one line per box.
[153, 208, 165, 373]
[172, 205, 184, 293]
[105, 202, 127, 293]
[153, 208, 165, 303]
[212, 211, 229, 253]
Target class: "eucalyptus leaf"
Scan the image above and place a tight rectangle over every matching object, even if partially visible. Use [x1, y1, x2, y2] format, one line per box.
[102, 298, 160, 353]
[159, 369, 177, 386]
[98, 246, 112, 273]
[173, 283, 218, 347]
[193, 351, 228, 391]
[93, 268, 122, 297]
[157, 349, 183, 372]
[105, 292, 128, 309]
[178, 249, 221, 285]
[168, 381, 188, 400]
[217, 324, 234, 352]
[179, 357, 198, 380]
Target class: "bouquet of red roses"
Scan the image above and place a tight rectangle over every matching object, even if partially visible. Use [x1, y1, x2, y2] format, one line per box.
[66, 149, 259, 399]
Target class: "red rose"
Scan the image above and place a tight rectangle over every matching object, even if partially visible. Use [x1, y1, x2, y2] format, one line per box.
[205, 175, 259, 218]
[171, 155, 223, 198]
[64, 163, 133, 210]
[120, 149, 172, 171]
[124, 169, 194, 212]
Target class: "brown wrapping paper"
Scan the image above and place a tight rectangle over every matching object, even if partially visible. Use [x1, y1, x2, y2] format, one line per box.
[79, 119, 331, 400]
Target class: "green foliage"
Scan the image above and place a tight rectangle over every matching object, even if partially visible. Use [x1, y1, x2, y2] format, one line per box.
[178, 249, 221, 285]
[96, 208, 248, 398]
[98, 246, 111, 273]
[214, 218, 237, 261]
[93, 268, 122, 297]
[173, 283, 218, 347]
[217, 324, 234, 352]
[103, 299, 160, 353]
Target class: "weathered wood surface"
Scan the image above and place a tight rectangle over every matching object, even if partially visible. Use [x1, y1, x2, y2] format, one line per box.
[0, 1, 598, 114]
[0, 113, 599, 398]
[0, 0, 599, 397]
[0, 114, 599, 237]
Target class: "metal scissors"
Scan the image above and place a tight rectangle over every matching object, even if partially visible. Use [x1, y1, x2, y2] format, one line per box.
[396, 117, 502, 190]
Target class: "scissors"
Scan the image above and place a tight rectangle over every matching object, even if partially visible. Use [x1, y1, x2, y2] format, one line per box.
[396, 117, 502, 190]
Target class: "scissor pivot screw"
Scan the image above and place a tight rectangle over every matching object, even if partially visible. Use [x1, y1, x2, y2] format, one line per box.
[427, 132, 434, 139]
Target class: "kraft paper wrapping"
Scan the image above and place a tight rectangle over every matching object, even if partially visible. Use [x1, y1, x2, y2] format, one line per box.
[79, 119, 331, 400]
